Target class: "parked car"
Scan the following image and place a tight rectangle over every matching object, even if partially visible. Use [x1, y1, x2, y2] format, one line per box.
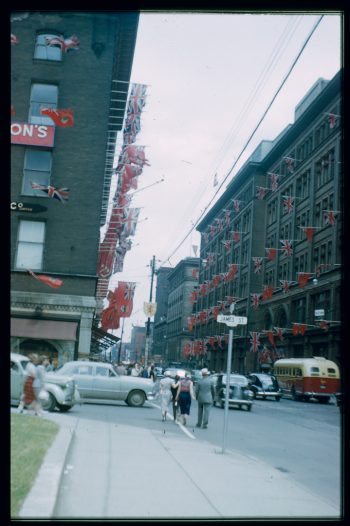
[212, 373, 254, 411]
[247, 373, 282, 401]
[10, 352, 80, 412]
[57, 360, 157, 407]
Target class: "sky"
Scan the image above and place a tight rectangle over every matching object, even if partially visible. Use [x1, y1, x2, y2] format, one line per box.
[104, 11, 342, 343]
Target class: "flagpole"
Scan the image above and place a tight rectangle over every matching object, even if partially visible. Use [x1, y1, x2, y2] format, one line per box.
[117, 318, 125, 363]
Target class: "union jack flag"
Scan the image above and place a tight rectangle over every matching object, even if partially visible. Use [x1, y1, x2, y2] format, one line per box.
[31, 183, 69, 203]
[256, 186, 267, 200]
[328, 113, 336, 129]
[324, 211, 336, 226]
[231, 231, 240, 242]
[265, 330, 276, 348]
[226, 263, 239, 281]
[122, 208, 140, 237]
[212, 275, 221, 288]
[122, 145, 150, 167]
[280, 280, 292, 293]
[283, 196, 294, 214]
[209, 225, 217, 237]
[45, 34, 79, 52]
[206, 253, 216, 266]
[274, 327, 285, 341]
[249, 332, 261, 353]
[127, 83, 147, 115]
[284, 157, 295, 173]
[280, 239, 293, 257]
[190, 290, 198, 304]
[232, 199, 241, 212]
[269, 173, 279, 192]
[222, 240, 232, 251]
[250, 293, 261, 310]
[252, 257, 263, 274]
[266, 248, 277, 261]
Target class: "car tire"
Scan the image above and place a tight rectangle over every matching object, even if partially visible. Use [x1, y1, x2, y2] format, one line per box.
[247, 404, 252, 411]
[41, 392, 56, 412]
[275, 396, 281, 401]
[56, 404, 72, 412]
[127, 390, 146, 407]
[220, 400, 225, 409]
[317, 397, 330, 404]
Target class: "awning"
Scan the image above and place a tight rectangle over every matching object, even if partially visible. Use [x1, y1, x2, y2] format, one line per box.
[11, 318, 78, 341]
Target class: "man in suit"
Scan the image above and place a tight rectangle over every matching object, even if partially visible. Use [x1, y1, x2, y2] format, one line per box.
[195, 368, 215, 429]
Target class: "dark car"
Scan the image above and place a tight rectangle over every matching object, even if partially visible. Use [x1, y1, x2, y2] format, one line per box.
[212, 373, 254, 411]
[247, 373, 282, 401]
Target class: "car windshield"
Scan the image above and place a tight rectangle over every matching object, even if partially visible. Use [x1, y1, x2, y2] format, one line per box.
[259, 376, 275, 388]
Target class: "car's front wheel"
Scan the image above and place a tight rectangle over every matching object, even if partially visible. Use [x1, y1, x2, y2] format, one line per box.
[41, 392, 56, 412]
[56, 404, 72, 412]
[127, 390, 146, 407]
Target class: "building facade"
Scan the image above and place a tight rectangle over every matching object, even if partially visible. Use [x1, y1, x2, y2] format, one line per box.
[166, 258, 200, 363]
[10, 11, 139, 365]
[152, 266, 172, 363]
[194, 70, 342, 374]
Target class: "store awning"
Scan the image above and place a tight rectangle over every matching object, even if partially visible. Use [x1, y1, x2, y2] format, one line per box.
[11, 318, 78, 341]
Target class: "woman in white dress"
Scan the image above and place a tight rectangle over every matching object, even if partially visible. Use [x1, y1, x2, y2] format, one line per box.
[159, 371, 175, 421]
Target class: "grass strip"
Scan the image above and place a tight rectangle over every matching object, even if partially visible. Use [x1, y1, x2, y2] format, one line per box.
[11, 413, 59, 517]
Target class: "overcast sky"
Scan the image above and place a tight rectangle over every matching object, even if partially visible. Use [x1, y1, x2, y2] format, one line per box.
[105, 11, 342, 343]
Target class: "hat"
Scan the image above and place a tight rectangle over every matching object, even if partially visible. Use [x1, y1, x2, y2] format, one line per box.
[164, 370, 171, 376]
[201, 368, 209, 375]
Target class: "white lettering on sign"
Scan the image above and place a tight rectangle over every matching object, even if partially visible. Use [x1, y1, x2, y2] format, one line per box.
[11, 123, 48, 138]
[11, 122, 54, 147]
[217, 314, 248, 326]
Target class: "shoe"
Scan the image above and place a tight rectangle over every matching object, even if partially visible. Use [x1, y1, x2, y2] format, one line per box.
[196, 424, 201, 428]
[202, 425, 208, 429]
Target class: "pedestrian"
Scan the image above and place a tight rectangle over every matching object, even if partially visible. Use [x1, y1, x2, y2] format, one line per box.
[116, 362, 127, 375]
[170, 374, 180, 422]
[176, 372, 195, 426]
[17, 353, 39, 414]
[45, 357, 54, 372]
[33, 355, 49, 415]
[159, 370, 174, 421]
[149, 364, 157, 382]
[195, 368, 215, 429]
[131, 363, 141, 376]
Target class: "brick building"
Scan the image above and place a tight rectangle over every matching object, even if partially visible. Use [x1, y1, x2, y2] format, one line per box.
[195, 70, 342, 373]
[10, 11, 139, 365]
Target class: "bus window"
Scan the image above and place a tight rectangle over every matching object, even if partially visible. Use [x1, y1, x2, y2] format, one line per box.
[327, 368, 337, 376]
[310, 367, 319, 376]
[295, 368, 302, 377]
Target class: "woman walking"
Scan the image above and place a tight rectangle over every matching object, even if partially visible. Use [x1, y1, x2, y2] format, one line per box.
[159, 370, 174, 421]
[170, 374, 181, 422]
[176, 372, 195, 426]
[18, 353, 39, 414]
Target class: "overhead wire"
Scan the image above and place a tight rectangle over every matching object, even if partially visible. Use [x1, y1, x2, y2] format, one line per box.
[159, 14, 324, 267]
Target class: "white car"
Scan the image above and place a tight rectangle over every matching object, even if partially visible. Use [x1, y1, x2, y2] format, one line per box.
[57, 360, 157, 407]
[11, 352, 80, 412]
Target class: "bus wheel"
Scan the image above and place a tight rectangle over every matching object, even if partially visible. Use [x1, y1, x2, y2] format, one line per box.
[318, 397, 330, 404]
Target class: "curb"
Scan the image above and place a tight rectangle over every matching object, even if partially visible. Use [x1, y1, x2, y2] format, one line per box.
[19, 417, 78, 518]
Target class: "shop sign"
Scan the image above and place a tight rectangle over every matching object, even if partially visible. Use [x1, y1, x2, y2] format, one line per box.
[11, 122, 55, 147]
[10, 201, 47, 213]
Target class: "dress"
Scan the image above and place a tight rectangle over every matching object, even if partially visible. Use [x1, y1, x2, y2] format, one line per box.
[178, 378, 193, 415]
[159, 376, 174, 413]
[23, 362, 36, 405]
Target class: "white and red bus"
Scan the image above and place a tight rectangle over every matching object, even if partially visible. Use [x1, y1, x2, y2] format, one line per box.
[273, 357, 340, 403]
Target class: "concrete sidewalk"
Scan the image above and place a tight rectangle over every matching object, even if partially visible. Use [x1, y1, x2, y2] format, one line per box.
[18, 412, 341, 520]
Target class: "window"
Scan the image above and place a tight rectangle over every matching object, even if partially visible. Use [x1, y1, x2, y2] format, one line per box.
[292, 298, 306, 323]
[15, 220, 45, 270]
[327, 368, 336, 376]
[22, 149, 52, 195]
[29, 83, 58, 125]
[77, 365, 93, 375]
[310, 367, 320, 376]
[96, 366, 109, 376]
[34, 34, 62, 61]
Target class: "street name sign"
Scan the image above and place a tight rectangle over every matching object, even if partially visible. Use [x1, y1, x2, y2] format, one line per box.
[217, 314, 247, 327]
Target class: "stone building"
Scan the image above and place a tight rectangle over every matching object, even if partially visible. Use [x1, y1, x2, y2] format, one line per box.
[152, 266, 173, 363]
[195, 70, 342, 373]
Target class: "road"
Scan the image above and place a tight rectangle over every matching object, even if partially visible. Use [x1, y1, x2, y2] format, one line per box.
[52, 392, 341, 514]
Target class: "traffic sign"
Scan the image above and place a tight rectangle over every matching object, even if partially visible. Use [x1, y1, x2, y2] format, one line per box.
[217, 314, 248, 327]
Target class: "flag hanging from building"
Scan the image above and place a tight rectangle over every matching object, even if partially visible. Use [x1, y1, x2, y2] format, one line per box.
[28, 269, 63, 288]
[249, 332, 261, 353]
[11, 33, 19, 45]
[31, 183, 69, 203]
[323, 210, 337, 226]
[45, 34, 80, 52]
[266, 247, 277, 261]
[256, 186, 267, 200]
[116, 282, 136, 317]
[40, 108, 74, 127]
[261, 284, 273, 300]
[252, 257, 263, 274]
[122, 208, 140, 237]
[269, 173, 279, 191]
[280, 239, 293, 257]
[250, 293, 261, 309]
[283, 196, 294, 214]
[298, 272, 312, 288]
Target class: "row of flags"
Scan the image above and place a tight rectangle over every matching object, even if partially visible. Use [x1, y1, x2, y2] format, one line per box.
[97, 83, 149, 330]
[11, 32, 80, 51]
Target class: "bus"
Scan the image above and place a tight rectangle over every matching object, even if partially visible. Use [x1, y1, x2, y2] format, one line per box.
[273, 357, 340, 403]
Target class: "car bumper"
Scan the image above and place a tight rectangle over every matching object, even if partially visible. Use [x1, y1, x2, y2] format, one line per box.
[255, 391, 281, 397]
[221, 398, 252, 406]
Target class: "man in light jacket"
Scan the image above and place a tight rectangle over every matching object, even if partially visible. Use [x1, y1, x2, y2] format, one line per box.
[195, 368, 215, 429]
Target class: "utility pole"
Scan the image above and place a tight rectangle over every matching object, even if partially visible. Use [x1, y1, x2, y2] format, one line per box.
[144, 255, 156, 367]
[117, 318, 125, 364]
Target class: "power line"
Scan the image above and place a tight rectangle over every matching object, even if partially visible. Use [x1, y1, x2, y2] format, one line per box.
[159, 14, 324, 267]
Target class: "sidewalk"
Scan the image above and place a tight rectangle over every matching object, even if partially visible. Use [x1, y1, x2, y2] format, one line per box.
[19, 411, 341, 520]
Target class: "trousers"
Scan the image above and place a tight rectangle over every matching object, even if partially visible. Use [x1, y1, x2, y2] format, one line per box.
[197, 402, 212, 426]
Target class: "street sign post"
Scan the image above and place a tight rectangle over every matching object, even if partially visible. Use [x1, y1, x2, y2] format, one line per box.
[217, 313, 248, 454]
